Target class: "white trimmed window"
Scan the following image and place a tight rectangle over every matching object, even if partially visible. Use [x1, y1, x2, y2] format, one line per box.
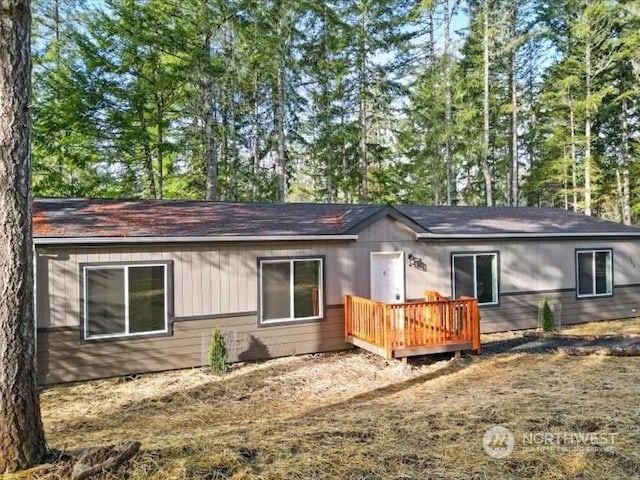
[452, 253, 499, 305]
[82, 263, 170, 340]
[576, 249, 613, 298]
[259, 257, 324, 325]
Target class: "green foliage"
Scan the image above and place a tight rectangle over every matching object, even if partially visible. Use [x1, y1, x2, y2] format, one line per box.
[208, 327, 227, 375]
[30, 0, 640, 215]
[541, 298, 555, 332]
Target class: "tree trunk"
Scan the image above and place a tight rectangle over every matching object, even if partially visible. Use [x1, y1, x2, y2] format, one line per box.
[481, 0, 492, 206]
[616, 168, 623, 219]
[0, 0, 47, 472]
[563, 156, 568, 211]
[274, 0, 287, 203]
[358, 2, 368, 203]
[425, 3, 439, 205]
[340, 104, 349, 202]
[53, 0, 60, 67]
[427, 6, 435, 67]
[275, 60, 286, 202]
[222, 22, 239, 201]
[220, 95, 228, 199]
[155, 93, 164, 199]
[621, 96, 631, 224]
[229, 50, 238, 200]
[202, 0, 217, 201]
[321, 4, 334, 203]
[252, 71, 260, 200]
[509, 2, 518, 206]
[584, 40, 592, 216]
[136, 100, 156, 199]
[569, 97, 578, 212]
[443, 0, 453, 206]
[228, 91, 238, 201]
[524, 40, 536, 184]
[205, 95, 218, 202]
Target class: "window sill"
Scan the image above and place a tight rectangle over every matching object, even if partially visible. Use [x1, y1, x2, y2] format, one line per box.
[81, 329, 171, 344]
[576, 293, 613, 300]
[259, 316, 324, 328]
[478, 302, 500, 308]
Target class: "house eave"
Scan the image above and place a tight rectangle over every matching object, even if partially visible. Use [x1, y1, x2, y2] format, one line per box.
[33, 234, 359, 246]
[416, 232, 640, 240]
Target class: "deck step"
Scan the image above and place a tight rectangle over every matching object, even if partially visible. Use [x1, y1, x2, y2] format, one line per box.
[347, 336, 387, 357]
[393, 341, 472, 358]
[347, 336, 472, 359]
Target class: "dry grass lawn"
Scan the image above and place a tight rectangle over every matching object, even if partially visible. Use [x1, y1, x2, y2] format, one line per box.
[19, 318, 640, 479]
[559, 318, 640, 336]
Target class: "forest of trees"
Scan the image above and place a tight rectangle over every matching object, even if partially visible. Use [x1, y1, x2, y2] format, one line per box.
[32, 0, 640, 222]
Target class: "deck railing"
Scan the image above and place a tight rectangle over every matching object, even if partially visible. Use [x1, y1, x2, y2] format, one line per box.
[345, 292, 481, 360]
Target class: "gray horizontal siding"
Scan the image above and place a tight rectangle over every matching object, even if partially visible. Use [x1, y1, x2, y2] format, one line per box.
[481, 284, 640, 332]
[35, 217, 422, 329]
[37, 242, 362, 327]
[39, 223, 640, 329]
[37, 306, 349, 385]
[37, 285, 640, 384]
[34, 215, 640, 385]
[404, 239, 640, 300]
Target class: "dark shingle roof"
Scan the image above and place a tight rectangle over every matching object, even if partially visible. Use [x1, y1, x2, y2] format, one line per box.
[32, 198, 640, 242]
[396, 205, 640, 236]
[33, 198, 384, 238]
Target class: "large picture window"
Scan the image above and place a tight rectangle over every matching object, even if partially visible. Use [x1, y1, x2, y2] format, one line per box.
[82, 263, 170, 340]
[259, 257, 324, 325]
[576, 249, 612, 298]
[452, 253, 498, 305]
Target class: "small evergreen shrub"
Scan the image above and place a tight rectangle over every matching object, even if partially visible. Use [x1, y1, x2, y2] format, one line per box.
[208, 327, 227, 374]
[541, 298, 555, 332]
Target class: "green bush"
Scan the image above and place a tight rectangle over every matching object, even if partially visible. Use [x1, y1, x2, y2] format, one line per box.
[541, 298, 555, 332]
[208, 327, 227, 374]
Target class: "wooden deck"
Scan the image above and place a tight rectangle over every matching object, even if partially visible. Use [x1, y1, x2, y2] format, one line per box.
[344, 291, 481, 360]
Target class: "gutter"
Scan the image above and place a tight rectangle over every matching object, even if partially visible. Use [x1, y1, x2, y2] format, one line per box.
[416, 232, 640, 240]
[33, 234, 359, 246]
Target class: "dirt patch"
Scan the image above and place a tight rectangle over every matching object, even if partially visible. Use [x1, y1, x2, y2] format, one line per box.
[483, 332, 640, 355]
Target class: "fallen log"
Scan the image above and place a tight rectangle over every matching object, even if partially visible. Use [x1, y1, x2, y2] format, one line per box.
[559, 345, 640, 356]
[28, 441, 141, 479]
[71, 441, 141, 480]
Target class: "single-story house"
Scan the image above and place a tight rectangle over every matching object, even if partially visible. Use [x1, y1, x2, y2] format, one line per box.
[34, 198, 640, 384]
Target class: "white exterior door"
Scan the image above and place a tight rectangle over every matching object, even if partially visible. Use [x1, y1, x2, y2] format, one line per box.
[370, 252, 405, 303]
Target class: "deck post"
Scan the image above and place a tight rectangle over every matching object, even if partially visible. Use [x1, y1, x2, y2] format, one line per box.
[383, 304, 392, 360]
[473, 303, 482, 354]
[460, 296, 481, 355]
[344, 295, 352, 343]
